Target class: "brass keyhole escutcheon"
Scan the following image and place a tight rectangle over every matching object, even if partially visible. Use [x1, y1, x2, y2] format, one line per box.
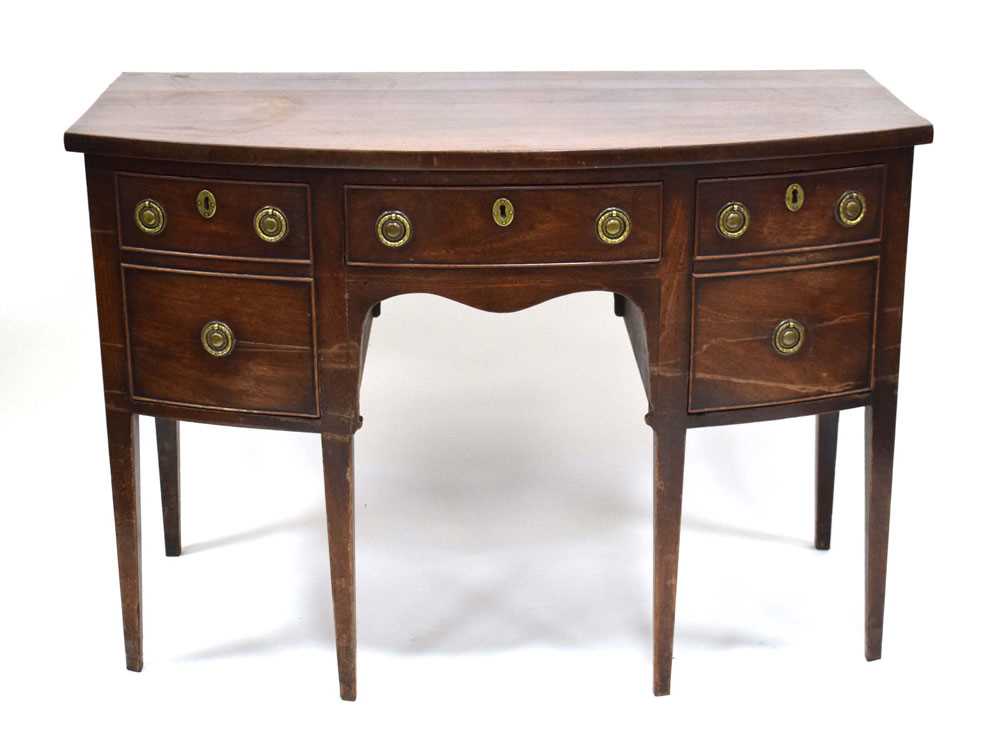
[200, 321, 235, 358]
[836, 190, 867, 227]
[596, 207, 631, 245]
[717, 201, 750, 239]
[196, 189, 217, 219]
[254, 206, 289, 243]
[772, 319, 806, 356]
[134, 199, 166, 235]
[492, 197, 515, 227]
[375, 210, 412, 247]
[785, 183, 805, 212]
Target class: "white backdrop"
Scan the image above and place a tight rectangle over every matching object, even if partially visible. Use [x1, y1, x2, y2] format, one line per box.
[2, 2, 997, 748]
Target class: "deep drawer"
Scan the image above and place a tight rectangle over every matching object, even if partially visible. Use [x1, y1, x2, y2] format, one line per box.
[689, 257, 878, 412]
[123, 266, 318, 416]
[345, 183, 662, 266]
[696, 165, 884, 257]
[117, 173, 310, 261]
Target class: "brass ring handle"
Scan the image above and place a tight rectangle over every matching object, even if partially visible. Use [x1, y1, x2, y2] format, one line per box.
[772, 319, 806, 356]
[717, 201, 750, 239]
[596, 207, 631, 245]
[254, 206, 289, 243]
[836, 190, 867, 227]
[134, 199, 166, 235]
[201, 321, 235, 358]
[376, 210, 412, 247]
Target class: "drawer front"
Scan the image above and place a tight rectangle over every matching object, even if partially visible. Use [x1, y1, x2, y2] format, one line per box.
[690, 258, 878, 412]
[117, 173, 310, 261]
[696, 166, 884, 257]
[123, 267, 318, 416]
[345, 183, 662, 265]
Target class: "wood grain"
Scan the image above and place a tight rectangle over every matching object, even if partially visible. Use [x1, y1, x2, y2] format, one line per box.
[652, 424, 686, 695]
[690, 257, 879, 412]
[123, 266, 318, 416]
[345, 183, 662, 266]
[155, 418, 181, 557]
[106, 410, 142, 671]
[117, 173, 311, 262]
[815, 412, 839, 550]
[864, 148, 915, 662]
[696, 165, 885, 257]
[322, 433, 357, 701]
[65, 72, 932, 169]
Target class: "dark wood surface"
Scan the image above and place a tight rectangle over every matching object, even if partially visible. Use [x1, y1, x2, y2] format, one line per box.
[345, 183, 662, 266]
[689, 257, 878, 411]
[652, 423, 686, 695]
[106, 410, 142, 671]
[864, 147, 915, 662]
[815, 412, 839, 551]
[123, 266, 318, 416]
[322, 433, 357, 701]
[155, 418, 181, 557]
[117, 173, 311, 262]
[696, 165, 884, 257]
[65, 71, 932, 169]
[68, 73, 931, 698]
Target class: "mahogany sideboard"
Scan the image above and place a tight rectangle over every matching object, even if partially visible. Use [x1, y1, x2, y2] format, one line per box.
[65, 71, 933, 699]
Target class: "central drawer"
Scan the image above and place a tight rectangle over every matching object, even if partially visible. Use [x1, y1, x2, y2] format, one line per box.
[345, 183, 662, 266]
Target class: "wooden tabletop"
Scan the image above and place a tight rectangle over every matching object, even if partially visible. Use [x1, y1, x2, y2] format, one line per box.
[65, 71, 932, 170]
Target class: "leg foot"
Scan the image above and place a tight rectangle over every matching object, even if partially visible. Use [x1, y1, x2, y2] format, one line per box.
[322, 433, 357, 701]
[814, 412, 839, 550]
[652, 421, 686, 696]
[106, 410, 143, 671]
[155, 418, 181, 557]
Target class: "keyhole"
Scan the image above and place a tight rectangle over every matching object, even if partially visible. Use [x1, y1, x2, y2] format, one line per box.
[492, 197, 514, 227]
[197, 189, 216, 219]
[785, 183, 805, 212]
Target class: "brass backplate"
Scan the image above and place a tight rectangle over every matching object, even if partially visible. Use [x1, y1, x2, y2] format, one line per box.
[785, 183, 805, 212]
[836, 190, 867, 227]
[375, 210, 412, 248]
[717, 201, 750, 239]
[772, 319, 805, 356]
[196, 189, 217, 219]
[492, 197, 515, 227]
[596, 207, 631, 244]
[254, 206, 289, 243]
[200, 320, 235, 358]
[134, 198, 166, 235]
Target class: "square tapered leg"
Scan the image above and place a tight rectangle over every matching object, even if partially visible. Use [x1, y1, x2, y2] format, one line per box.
[106, 410, 142, 671]
[322, 432, 357, 700]
[652, 422, 686, 695]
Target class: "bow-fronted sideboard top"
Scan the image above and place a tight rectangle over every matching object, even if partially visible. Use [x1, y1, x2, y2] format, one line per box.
[66, 70, 931, 168]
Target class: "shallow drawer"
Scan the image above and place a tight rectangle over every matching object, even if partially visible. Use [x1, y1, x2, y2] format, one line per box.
[689, 258, 878, 412]
[345, 183, 662, 265]
[696, 165, 884, 257]
[117, 173, 310, 261]
[123, 266, 317, 416]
